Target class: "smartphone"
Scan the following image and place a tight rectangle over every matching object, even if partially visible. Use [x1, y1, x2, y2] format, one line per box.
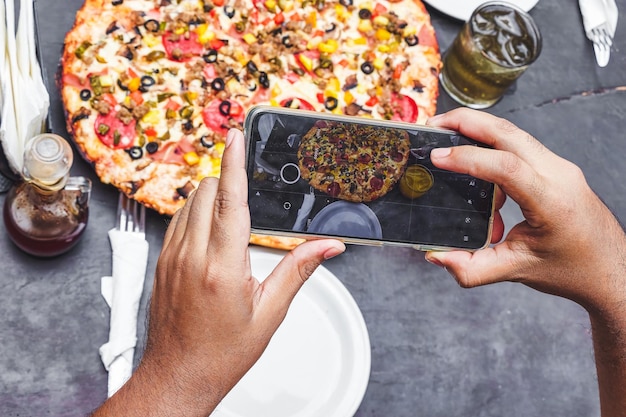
[244, 106, 495, 251]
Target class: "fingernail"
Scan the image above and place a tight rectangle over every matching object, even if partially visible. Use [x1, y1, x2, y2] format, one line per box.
[425, 254, 445, 268]
[324, 245, 345, 260]
[430, 147, 451, 159]
[426, 114, 443, 125]
[226, 128, 237, 148]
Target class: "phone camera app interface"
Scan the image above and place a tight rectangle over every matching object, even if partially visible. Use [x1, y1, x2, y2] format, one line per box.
[248, 113, 494, 248]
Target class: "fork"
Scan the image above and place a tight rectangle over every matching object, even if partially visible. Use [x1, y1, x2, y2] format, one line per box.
[116, 192, 145, 234]
[590, 24, 613, 67]
[101, 192, 149, 396]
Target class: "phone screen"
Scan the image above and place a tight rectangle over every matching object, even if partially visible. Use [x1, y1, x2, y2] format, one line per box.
[245, 108, 495, 250]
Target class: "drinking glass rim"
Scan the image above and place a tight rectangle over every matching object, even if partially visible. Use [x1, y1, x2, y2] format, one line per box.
[469, 0, 543, 68]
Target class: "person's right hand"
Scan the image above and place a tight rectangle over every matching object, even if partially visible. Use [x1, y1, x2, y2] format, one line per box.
[425, 108, 626, 315]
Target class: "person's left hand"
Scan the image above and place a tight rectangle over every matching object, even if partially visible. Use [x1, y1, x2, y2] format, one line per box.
[94, 129, 345, 417]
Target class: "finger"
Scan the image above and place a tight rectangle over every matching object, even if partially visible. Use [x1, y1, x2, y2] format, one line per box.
[208, 129, 251, 269]
[255, 239, 346, 326]
[494, 185, 506, 211]
[161, 208, 181, 252]
[430, 146, 546, 226]
[425, 243, 526, 288]
[427, 108, 554, 169]
[182, 177, 220, 252]
[164, 186, 199, 253]
[491, 210, 504, 243]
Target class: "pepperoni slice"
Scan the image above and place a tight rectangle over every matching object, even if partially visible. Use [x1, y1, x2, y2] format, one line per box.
[279, 97, 315, 111]
[162, 31, 204, 62]
[390, 93, 418, 123]
[326, 182, 341, 197]
[201, 99, 245, 136]
[370, 176, 384, 191]
[94, 111, 136, 149]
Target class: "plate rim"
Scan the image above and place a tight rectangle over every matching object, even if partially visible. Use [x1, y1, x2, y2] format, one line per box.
[213, 246, 371, 417]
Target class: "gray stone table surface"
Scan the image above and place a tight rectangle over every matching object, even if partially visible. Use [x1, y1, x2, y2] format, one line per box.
[1, 0, 625, 416]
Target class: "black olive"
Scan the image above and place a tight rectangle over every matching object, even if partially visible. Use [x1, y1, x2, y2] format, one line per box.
[141, 75, 156, 88]
[258, 71, 269, 89]
[112, 0, 123, 5]
[116, 79, 128, 91]
[182, 121, 194, 133]
[281, 35, 293, 47]
[224, 5, 235, 18]
[219, 100, 232, 116]
[133, 26, 142, 37]
[127, 146, 143, 160]
[340, 0, 352, 6]
[203, 49, 218, 63]
[270, 27, 282, 36]
[325, 22, 336, 33]
[71, 108, 91, 124]
[360, 61, 374, 74]
[404, 34, 418, 47]
[324, 96, 338, 110]
[200, 135, 215, 148]
[211, 78, 225, 91]
[143, 19, 160, 33]
[246, 60, 258, 74]
[247, 81, 258, 91]
[80, 89, 92, 101]
[358, 8, 371, 19]
[145, 141, 159, 154]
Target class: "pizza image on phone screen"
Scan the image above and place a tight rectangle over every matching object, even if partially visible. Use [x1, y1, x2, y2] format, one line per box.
[247, 110, 495, 249]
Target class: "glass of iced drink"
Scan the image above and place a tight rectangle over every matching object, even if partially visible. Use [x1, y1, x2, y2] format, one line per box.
[440, 2, 542, 109]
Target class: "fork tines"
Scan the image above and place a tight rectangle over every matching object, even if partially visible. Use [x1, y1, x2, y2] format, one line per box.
[590, 26, 613, 67]
[116, 193, 146, 233]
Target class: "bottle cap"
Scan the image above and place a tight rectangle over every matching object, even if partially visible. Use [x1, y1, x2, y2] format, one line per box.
[23, 134, 74, 189]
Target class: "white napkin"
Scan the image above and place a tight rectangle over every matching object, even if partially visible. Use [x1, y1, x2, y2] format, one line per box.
[579, 0, 619, 38]
[0, 0, 50, 176]
[99, 228, 149, 397]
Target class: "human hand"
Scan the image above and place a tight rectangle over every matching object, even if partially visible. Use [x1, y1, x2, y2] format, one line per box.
[107, 129, 345, 417]
[424, 108, 626, 314]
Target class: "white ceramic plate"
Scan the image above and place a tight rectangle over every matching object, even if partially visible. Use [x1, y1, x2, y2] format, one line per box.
[308, 201, 383, 240]
[424, 0, 539, 21]
[211, 247, 371, 417]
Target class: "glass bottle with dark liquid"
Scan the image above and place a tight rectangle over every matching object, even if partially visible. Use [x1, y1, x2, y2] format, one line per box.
[3, 134, 92, 257]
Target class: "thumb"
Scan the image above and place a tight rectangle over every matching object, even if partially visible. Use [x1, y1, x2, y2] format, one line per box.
[257, 239, 346, 323]
[425, 246, 520, 288]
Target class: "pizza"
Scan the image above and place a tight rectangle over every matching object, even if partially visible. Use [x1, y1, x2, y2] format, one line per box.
[298, 120, 410, 202]
[60, 0, 441, 217]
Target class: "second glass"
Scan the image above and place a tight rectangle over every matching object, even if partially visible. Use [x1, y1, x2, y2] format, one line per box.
[439, 1, 542, 109]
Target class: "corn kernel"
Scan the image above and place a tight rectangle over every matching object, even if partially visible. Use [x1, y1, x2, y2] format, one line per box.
[243, 33, 257, 44]
[327, 77, 340, 92]
[128, 77, 141, 92]
[199, 29, 216, 44]
[144, 33, 159, 47]
[271, 83, 282, 98]
[269, 98, 279, 106]
[375, 28, 391, 41]
[344, 90, 354, 105]
[123, 96, 132, 107]
[335, 4, 347, 21]
[174, 27, 186, 35]
[354, 37, 367, 45]
[318, 39, 338, 53]
[373, 16, 389, 27]
[95, 55, 107, 64]
[358, 19, 373, 33]
[142, 109, 160, 125]
[184, 151, 200, 166]
[403, 27, 417, 37]
[264, 0, 276, 11]
[278, 0, 294, 11]
[373, 57, 385, 69]
[377, 44, 390, 53]
[356, 84, 367, 94]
